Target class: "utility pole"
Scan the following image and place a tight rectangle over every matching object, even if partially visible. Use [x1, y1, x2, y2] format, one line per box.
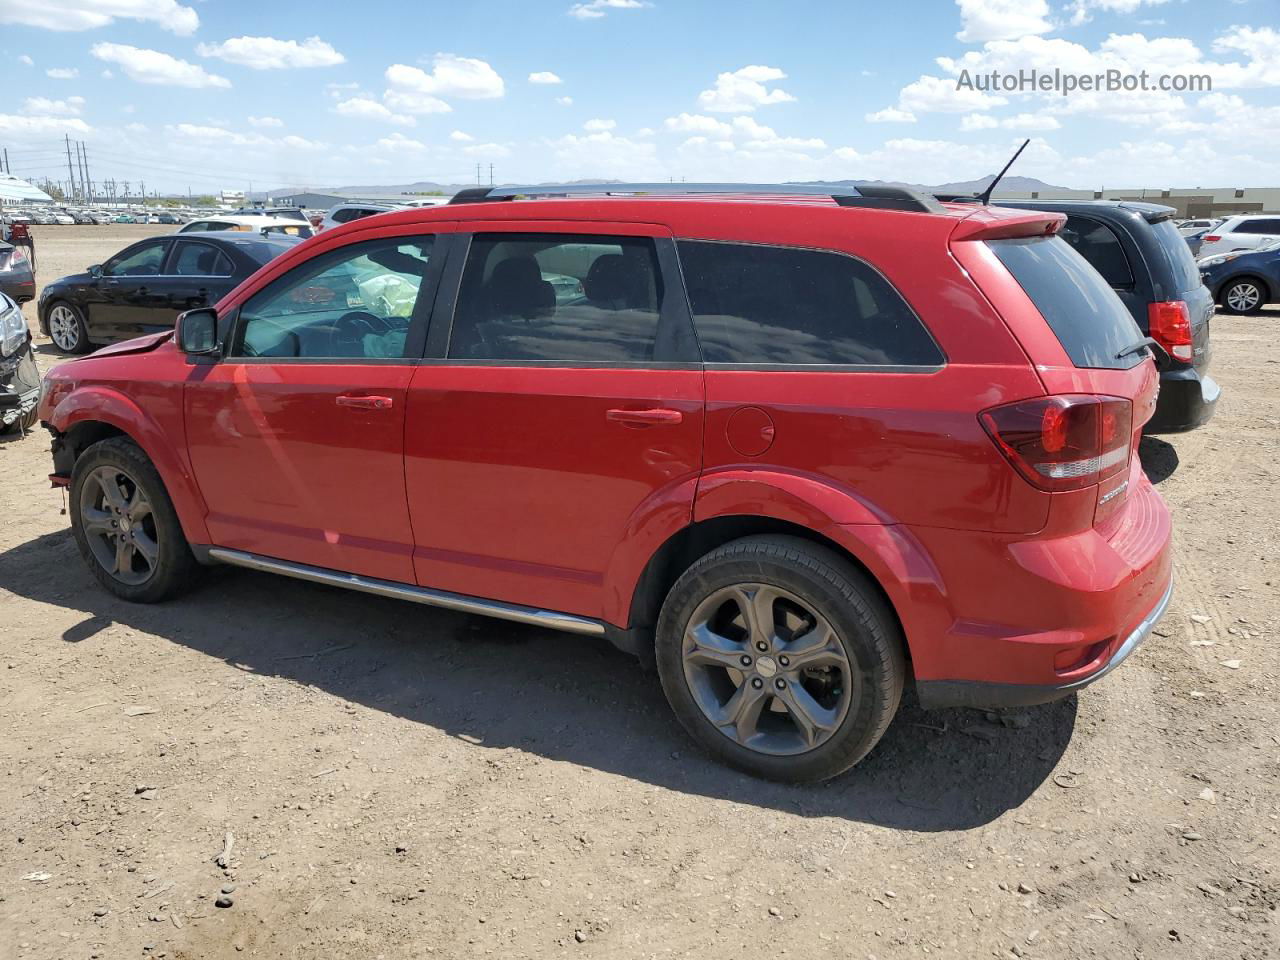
[140, 180, 146, 208]
[64, 134, 77, 202]
[2, 148, 8, 174]
[75, 141, 87, 201]
[476, 163, 482, 186]
[81, 142, 93, 203]
[489, 163, 494, 187]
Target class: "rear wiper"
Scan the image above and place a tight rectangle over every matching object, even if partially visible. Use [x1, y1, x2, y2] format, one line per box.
[1115, 336, 1165, 361]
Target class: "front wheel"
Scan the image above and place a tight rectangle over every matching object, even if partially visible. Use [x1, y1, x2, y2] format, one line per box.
[655, 535, 905, 783]
[70, 437, 199, 602]
[1220, 278, 1266, 315]
[47, 301, 91, 354]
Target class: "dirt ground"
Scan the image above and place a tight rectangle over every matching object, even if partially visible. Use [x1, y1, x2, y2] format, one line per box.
[1, 226, 1276, 960]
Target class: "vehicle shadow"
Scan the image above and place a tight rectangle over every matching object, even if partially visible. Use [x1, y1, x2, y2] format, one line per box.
[1, 528, 1075, 832]
[1138, 435, 1180, 485]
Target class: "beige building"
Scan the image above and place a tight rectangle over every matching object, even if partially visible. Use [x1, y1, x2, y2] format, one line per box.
[990, 186, 1280, 218]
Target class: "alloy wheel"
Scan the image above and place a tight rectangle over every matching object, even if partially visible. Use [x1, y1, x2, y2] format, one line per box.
[681, 582, 854, 756]
[1226, 282, 1261, 312]
[49, 305, 81, 352]
[78, 465, 159, 586]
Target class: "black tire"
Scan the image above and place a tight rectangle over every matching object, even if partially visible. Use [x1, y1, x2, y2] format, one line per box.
[1219, 277, 1268, 315]
[69, 437, 199, 602]
[655, 535, 905, 783]
[46, 300, 91, 354]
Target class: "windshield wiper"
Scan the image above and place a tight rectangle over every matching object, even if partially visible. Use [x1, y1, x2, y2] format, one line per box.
[1115, 336, 1161, 360]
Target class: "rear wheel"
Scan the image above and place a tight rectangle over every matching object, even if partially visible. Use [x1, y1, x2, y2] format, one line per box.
[655, 535, 905, 783]
[70, 437, 199, 602]
[1220, 278, 1266, 315]
[48, 301, 91, 354]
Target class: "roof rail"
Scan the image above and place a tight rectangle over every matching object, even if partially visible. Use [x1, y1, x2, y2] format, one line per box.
[447, 182, 945, 214]
[932, 193, 982, 204]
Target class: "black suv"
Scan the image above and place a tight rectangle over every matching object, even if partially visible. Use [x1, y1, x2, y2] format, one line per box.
[996, 200, 1218, 433]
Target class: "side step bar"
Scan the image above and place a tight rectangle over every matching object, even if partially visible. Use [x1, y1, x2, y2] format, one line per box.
[207, 548, 606, 637]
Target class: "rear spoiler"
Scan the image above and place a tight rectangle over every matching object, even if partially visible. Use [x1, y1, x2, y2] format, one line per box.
[949, 210, 1066, 241]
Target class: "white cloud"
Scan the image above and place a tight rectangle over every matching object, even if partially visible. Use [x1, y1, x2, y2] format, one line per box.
[167, 122, 323, 150]
[960, 111, 1061, 130]
[0, 113, 91, 136]
[326, 81, 359, 98]
[0, 0, 198, 34]
[124, 121, 147, 133]
[46, 67, 79, 79]
[23, 95, 85, 116]
[866, 107, 917, 123]
[196, 36, 345, 70]
[955, 0, 1052, 43]
[91, 43, 230, 88]
[372, 132, 427, 152]
[335, 97, 415, 126]
[101, 69, 113, 78]
[664, 112, 732, 136]
[1067, 0, 1170, 27]
[555, 96, 574, 106]
[697, 65, 795, 113]
[567, 0, 648, 20]
[583, 117, 616, 131]
[385, 54, 504, 104]
[18, 54, 33, 66]
[248, 115, 283, 128]
[550, 130, 658, 176]
[449, 130, 474, 141]
[528, 71, 562, 84]
[898, 74, 1006, 113]
[460, 141, 511, 158]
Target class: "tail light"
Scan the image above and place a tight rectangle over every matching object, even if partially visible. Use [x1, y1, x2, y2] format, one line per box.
[1149, 300, 1193, 362]
[1201, 235, 1220, 244]
[980, 395, 1133, 492]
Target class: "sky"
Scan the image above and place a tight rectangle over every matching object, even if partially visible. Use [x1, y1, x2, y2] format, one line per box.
[0, 0, 1278, 195]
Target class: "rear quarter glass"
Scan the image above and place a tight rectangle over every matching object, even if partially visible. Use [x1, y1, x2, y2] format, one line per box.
[1148, 219, 1203, 296]
[986, 236, 1144, 371]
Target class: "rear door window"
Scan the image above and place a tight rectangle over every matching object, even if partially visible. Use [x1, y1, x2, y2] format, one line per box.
[448, 234, 668, 363]
[1060, 216, 1133, 287]
[1235, 218, 1280, 235]
[677, 240, 943, 367]
[987, 236, 1144, 370]
[171, 241, 234, 277]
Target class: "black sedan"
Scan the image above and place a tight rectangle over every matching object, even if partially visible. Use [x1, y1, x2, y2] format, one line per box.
[37, 232, 302, 354]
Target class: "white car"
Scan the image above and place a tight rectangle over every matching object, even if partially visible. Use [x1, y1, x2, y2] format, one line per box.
[1177, 217, 1221, 237]
[1197, 214, 1280, 258]
[51, 212, 76, 225]
[319, 202, 402, 232]
[178, 214, 313, 238]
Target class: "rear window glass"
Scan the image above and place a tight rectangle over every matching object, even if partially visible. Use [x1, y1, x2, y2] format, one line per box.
[1149, 219, 1202, 293]
[987, 236, 1144, 370]
[677, 241, 943, 366]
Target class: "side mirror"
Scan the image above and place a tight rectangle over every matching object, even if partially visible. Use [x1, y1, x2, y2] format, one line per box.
[88, 264, 102, 278]
[177, 307, 219, 357]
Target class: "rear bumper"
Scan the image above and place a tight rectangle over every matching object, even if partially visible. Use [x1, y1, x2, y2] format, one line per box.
[1145, 366, 1219, 434]
[916, 575, 1172, 709]
[0, 274, 36, 304]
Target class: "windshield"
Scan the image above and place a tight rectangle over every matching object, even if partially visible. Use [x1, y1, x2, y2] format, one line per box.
[988, 235, 1144, 370]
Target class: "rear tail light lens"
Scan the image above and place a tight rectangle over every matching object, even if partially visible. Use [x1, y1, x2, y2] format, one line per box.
[1149, 300, 1193, 362]
[1201, 235, 1220, 244]
[980, 395, 1133, 492]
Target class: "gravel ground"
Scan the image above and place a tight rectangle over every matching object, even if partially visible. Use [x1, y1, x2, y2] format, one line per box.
[1, 226, 1276, 959]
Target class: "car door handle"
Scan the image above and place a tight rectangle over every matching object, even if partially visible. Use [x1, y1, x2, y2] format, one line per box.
[336, 395, 394, 410]
[606, 407, 683, 426]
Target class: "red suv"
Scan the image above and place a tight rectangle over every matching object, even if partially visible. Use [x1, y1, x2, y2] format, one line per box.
[38, 184, 1173, 782]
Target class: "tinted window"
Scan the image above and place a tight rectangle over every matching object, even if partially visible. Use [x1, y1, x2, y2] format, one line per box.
[449, 234, 663, 362]
[1149, 220, 1202, 294]
[677, 241, 942, 366]
[201, 221, 236, 232]
[988, 236, 1143, 370]
[1236, 218, 1280, 235]
[234, 236, 433, 360]
[1060, 216, 1133, 287]
[171, 242, 234, 277]
[104, 241, 168, 277]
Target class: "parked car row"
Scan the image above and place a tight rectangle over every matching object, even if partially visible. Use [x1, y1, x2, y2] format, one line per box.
[39, 183, 1183, 782]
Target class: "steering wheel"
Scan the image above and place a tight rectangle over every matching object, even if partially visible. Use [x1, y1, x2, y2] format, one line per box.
[332, 310, 389, 354]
